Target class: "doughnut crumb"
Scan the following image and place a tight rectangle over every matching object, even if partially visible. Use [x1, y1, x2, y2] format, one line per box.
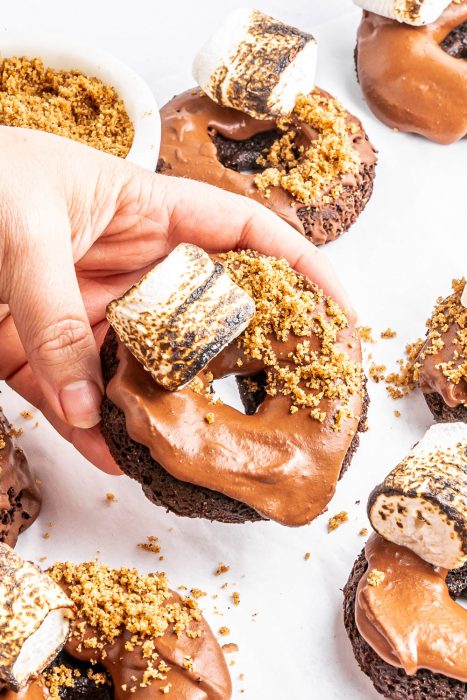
[221, 251, 363, 427]
[0, 57, 134, 157]
[255, 90, 361, 205]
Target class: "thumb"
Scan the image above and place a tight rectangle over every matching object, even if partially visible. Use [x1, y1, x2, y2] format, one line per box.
[6, 216, 103, 429]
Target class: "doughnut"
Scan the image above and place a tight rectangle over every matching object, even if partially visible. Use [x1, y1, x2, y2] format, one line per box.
[157, 89, 377, 245]
[101, 251, 368, 526]
[343, 537, 467, 699]
[355, 2, 467, 144]
[0, 410, 41, 547]
[1, 559, 231, 699]
[416, 278, 466, 423]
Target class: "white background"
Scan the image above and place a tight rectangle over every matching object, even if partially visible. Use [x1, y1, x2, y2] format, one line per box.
[1, 2, 466, 699]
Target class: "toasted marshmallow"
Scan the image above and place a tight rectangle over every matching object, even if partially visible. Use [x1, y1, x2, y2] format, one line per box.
[368, 423, 467, 569]
[106, 244, 256, 391]
[193, 8, 318, 119]
[0, 543, 73, 691]
[353, 0, 452, 26]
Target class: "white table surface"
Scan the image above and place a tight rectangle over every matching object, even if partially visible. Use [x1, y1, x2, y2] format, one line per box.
[1, 2, 466, 699]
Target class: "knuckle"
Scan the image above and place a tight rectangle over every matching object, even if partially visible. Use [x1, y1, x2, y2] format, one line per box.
[31, 318, 93, 366]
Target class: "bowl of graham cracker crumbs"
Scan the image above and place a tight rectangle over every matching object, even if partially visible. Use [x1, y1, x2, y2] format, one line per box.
[0, 34, 160, 170]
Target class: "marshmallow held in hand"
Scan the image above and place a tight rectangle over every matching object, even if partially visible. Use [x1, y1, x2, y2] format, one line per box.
[353, 0, 452, 26]
[193, 8, 318, 119]
[368, 422, 467, 570]
[106, 243, 256, 391]
[0, 543, 73, 691]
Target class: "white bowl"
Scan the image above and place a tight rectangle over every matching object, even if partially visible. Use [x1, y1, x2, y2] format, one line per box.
[0, 34, 161, 171]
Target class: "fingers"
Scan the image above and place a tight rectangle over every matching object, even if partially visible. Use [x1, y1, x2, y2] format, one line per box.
[5, 213, 103, 429]
[101, 171, 353, 314]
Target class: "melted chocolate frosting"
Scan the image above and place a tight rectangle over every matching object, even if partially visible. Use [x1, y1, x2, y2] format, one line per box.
[106, 269, 364, 527]
[2, 584, 231, 699]
[157, 88, 376, 238]
[418, 322, 467, 407]
[356, 2, 467, 144]
[0, 412, 41, 547]
[356, 534, 467, 682]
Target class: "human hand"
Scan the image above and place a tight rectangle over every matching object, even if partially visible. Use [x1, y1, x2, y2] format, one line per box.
[0, 126, 354, 474]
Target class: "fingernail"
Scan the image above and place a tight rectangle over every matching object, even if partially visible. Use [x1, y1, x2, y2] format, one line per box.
[59, 380, 102, 429]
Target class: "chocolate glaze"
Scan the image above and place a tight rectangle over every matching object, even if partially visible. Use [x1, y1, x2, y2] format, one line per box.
[106, 284, 364, 527]
[0, 412, 41, 547]
[356, 2, 467, 144]
[418, 323, 467, 408]
[2, 585, 231, 699]
[157, 88, 376, 239]
[356, 534, 467, 682]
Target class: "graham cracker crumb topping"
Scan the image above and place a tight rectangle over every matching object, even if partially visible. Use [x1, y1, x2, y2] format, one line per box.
[328, 511, 349, 532]
[367, 569, 386, 587]
[418, 278, 466, 388]
[255, 91, 361, 205]
[0, 57, 134, 157]
[221, 251, 362, 427]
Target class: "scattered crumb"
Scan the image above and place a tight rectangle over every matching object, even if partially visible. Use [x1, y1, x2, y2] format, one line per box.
[369, 363, 387, 383]
[304, 552, 311, 561]
[394, 410, 401, 418]
[105, 492, 117, 503]
[48, 521, 55, 528]
[367, 569, 386, 587]
[42, 532, 50, 540]
[35, 479, 42, 486]
[218, 626, 230, 636]
[328, 511, 349, 532]
[357, 326, 376, 344]
[190, 588, 207, 600]
[205, 412, 215, 425]
[232, 592, 240, 606]
[380, 328, 397, 339]
[20, 410, 34, 419]
[359, 528, 368, 537]
[137, 536, 161, 554]
[215, 563, 230, 576]
[222, 643, 239, 654]
[8, 426, 23, 438]
[39, 556, 47, 563]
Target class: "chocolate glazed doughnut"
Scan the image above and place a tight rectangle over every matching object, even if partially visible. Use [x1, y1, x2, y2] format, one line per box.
[343, 536, 467, 699]
[356, 2, 467, 144]
[101, 252, 368, 526]
[0, 411, 41, 547]
[157, 88, 377, 245]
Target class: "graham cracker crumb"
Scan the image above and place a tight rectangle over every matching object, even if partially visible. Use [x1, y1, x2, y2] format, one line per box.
[357, 326, 376, 344]
[205, 412, 215, 424]
[359, 528, 368, 536]
[0, 57, 134, 157]
[105, 492, 117, 503]
[380, 328, 397, 339]
[394, 410, 401, 418]
[218, 626, 230, 636]
[221, 251, 362, 428]
[232, 591, 240, 606]
[367, 569, 386, 587]
[304, 552, 311, 561]
[138, 536, 161, 554]
[20, 410, 34, 419]
[328, 511, 349, 532]
[255, 91, 360, 205]
[215, 563, 230, 576]
[222, 643, 239, 654]
[369, 363, 387, 384]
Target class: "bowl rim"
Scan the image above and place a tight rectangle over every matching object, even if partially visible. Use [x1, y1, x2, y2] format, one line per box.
[0, 32, 161, 171]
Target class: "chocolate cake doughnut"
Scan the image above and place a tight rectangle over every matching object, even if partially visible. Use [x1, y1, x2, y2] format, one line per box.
[355, 2, 467, 143]
[416, 279, 466, 423]
[158, 89, 377, 245]
[343, 542, 467, 699]
[101, 251, 368, 526]
[1, 559, 231, 699]
[0, 410, 41, 547]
